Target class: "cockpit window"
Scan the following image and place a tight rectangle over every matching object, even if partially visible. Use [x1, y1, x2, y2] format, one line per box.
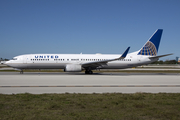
[13, 58, 18, 60]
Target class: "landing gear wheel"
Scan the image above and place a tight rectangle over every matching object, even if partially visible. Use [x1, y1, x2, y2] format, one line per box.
[89, 70, 93, 74]
[20, 70, 23, 74]
[85, 70, 93, 74]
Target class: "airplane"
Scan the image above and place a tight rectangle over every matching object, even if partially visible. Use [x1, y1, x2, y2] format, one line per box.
[5, 29, 172, 74]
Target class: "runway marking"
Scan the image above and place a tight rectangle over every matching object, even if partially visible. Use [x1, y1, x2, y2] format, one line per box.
[0, 85, 180, 87]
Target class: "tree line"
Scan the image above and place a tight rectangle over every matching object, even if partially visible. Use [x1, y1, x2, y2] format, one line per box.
[152, 60, 179, 64]
[0, 58, 9, 61]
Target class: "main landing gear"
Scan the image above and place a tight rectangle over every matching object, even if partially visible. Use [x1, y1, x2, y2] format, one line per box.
[85, 70, 93, 74]
[20, 70, 24, 74]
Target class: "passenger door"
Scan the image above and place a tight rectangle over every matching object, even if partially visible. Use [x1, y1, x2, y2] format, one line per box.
[23, 56, 27, 64]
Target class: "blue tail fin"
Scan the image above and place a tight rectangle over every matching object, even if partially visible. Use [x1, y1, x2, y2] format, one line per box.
[138, 29, 163, 56]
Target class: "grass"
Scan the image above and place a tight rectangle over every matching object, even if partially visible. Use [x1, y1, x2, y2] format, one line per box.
[0, 93, 180, 120]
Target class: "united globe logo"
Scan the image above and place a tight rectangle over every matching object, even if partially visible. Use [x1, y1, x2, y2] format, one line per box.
[138, 41, 157, 56]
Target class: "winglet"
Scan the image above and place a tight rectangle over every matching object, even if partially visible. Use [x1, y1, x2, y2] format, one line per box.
[119, 47, 130, 59]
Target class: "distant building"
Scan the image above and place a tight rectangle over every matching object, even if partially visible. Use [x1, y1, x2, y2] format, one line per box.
[178, 58, 180, 63]
[176, 57, 179, 62]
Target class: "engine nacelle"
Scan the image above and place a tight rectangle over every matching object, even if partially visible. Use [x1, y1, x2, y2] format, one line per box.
[65, 64, 82, 72]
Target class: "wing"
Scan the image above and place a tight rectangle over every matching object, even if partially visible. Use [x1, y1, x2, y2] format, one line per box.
[82, 47, 130, 69]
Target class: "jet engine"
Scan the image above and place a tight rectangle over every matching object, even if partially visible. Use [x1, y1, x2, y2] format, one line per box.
[64, 64, 82, 72]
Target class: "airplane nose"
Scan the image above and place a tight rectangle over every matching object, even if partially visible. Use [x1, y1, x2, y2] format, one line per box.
[4, 61, 11, 66]
[4, 60, 19, 68]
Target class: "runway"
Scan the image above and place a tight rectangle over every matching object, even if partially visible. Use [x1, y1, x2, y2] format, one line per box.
[0, 72, 180, 94]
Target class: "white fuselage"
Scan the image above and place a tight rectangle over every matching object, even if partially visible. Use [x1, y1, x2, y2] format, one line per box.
[5, 52, 157, 70]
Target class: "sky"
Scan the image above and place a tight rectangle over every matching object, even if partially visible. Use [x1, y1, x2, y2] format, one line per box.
[0, 0, 180, 60]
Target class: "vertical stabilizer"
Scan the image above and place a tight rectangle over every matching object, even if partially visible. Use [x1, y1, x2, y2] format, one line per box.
[138, 29, 163, 56]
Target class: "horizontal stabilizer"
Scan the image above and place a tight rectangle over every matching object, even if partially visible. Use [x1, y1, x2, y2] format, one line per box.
[149, 53, 173, 59]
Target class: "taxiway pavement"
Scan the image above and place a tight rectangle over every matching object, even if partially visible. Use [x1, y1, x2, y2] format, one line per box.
[0, 72, 180, 94]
